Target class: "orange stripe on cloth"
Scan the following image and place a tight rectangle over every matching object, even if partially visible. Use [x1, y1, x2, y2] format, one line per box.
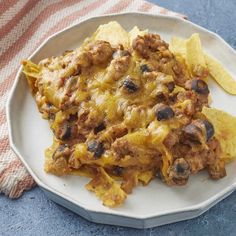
[0, 109, 6, 126]
[0, 136, 10, 154]
[0, 70, 17, 97]
[0, 159, 23, 180]
[8, 174, 36, 198]
[0, 0, 18, 15]
[138, 1, 154, 12]
[0, 0, 82, 69]
[105, 0, 132, 14]
[0, 0, 108, 96]
[0, 159, 27, 197]
[36, 0, 110, 45]
[159, 7, 169, 14]
[0, 0, 106, 97]
[0, 0, 38, 36]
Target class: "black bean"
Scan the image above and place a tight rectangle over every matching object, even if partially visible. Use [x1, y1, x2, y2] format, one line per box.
[68, 114, 78, 122]
[123, 78, 138, 93]
[52, 144, 70, 160]
[156, 92, 166, 103]
[156, 170, 166, 182]
[46, 103, 56, 120]
[170, 158, 190, 183]
[87, 140, 97, 152]
[182, 119, 214, 143]
[155, 105, 175, 121]
[176, 163, 187, 174]
[112, 166, 124, 176]
[202, 120, 215, 141]
[175, 159, 190, 175]
[140, 64, 150, 73]
[94, 122, 106, 134]
[167, 81, 175, 93]
[93, 144, 104, 158]
[61, 125, 71, 140]
[191, 79, 209, 94]
[48, 113, 55, 120]
[87, 140, 104, 158]
[47, 103, 52, 108]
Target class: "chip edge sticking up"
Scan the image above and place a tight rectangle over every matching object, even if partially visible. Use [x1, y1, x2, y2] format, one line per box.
[202, 106, 236, 161]
[169, 33, 236, 95]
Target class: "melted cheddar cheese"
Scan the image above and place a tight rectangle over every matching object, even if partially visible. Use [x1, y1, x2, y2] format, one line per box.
[22, 22, 225, 207]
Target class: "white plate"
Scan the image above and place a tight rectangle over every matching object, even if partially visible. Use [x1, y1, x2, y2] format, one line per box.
[6, 12, 236, 228]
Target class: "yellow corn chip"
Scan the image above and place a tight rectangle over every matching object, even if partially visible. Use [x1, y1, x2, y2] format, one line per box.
[205, 54, 236, 95]
[128, 26, 147, 46]
[202, 106, 236, 161]
[169, 34, 236, 94]
[86, 168, 126, 207]
[22, 60, 41, 94]
[92, 21, 129, 48]
[138, 170, 153, 185]
[186, 33, 206, 74]
[169, 36, 186, 58]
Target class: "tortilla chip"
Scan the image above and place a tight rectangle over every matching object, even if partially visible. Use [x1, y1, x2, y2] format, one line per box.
[138, 170, 153, 185]
[186, 33, 206, 75]
[169, 36, 186, 58]
[169, 34, 236, 94]
[44, 139, 70, 175]
[22, 60, 41, 94]
[202, 106, 236, 161]
[86, 167, 126, 207]
[205, 54, 236, 95]
[128, 26, 147, 46]
[92, 21, 129, 48]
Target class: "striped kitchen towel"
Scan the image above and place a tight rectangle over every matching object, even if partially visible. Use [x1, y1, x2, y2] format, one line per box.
[0, 0, 186, 198]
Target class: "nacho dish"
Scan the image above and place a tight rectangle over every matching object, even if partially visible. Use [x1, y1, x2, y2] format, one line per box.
[22, 22, 236, 207]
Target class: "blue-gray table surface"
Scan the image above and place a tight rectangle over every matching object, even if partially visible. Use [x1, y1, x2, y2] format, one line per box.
[1, 0, 236, 235]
